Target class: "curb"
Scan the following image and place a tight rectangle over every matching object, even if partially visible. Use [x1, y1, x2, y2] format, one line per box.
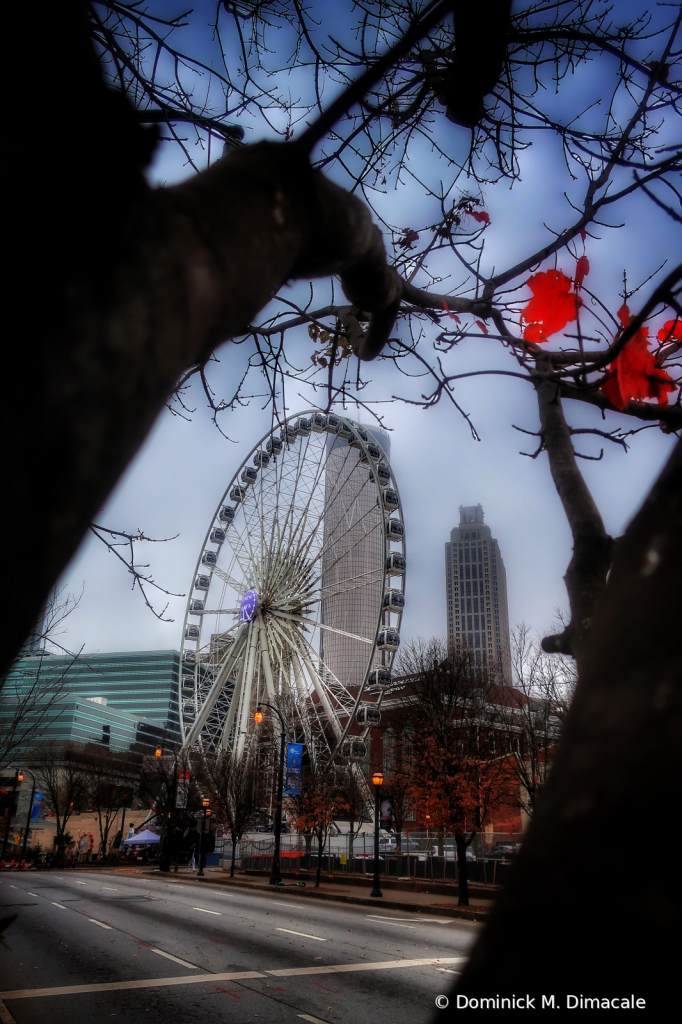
[112, 868, 489, 922]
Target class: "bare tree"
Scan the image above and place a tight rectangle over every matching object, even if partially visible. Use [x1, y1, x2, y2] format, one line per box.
[400, 638, 515, 904]
[200, 749, 260, 877]
[0, 587, 84, 770]
[28, 743, 89, 855]
[493, 624, 576, 820]
[76, 746, 141, 856]
[288, 759, 348, 887]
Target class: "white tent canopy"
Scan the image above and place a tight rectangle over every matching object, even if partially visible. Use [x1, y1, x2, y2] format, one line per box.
[122, 829, 160, 845]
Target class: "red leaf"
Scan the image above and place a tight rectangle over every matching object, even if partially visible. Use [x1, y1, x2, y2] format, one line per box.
[476, 320, 489, 335]
[657, 319, 682, 343]
[470, 211, 490, 225]
[579, 229, 587, 242]
[521, 269, 580, 342]
[575, 255, 590, 289]
[617, 303, 631, 328]
[600, 312, 676, 409]
[442, 299, 461, 323]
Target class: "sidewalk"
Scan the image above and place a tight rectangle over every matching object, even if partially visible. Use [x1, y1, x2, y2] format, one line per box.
[100, 865, 493, 922]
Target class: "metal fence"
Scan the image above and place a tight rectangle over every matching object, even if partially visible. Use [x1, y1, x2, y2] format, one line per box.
[216, 830, 524, 884]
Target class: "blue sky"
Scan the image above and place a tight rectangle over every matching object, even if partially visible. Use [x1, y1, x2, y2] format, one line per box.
[55, 2, 681, 660]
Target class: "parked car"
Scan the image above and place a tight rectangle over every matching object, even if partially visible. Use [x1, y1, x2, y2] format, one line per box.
[431, 843, 476, 862]
[485, 842, 522, 860]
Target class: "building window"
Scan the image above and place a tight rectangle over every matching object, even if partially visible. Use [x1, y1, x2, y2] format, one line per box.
[101, 725, 111, 746]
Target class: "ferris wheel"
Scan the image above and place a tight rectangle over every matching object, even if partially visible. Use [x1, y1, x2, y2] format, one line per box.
[178, 411, 406, 762]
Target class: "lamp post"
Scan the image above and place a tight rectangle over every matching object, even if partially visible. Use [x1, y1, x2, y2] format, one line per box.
[370, 771, 383, 898]
[197, 798, 210, 877]
[155, 746, 179, 873]
[255, 702, 286, 886]
[20, 769, 36, 862]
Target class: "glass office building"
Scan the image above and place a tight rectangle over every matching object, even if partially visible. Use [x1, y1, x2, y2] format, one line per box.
[3, 650, 181, 752]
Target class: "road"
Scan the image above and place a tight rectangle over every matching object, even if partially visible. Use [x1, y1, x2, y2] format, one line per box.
[0, 871, 478, 1023]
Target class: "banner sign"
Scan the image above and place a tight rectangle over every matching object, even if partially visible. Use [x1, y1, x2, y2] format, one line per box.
[176, 770, 191, 809]
[380, 797, 393, 830]
[285, 743, 303, 796]
[30, 792, 43, 823]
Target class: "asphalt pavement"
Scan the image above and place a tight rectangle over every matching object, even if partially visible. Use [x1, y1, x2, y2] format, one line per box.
[0, 871, 479, 1024]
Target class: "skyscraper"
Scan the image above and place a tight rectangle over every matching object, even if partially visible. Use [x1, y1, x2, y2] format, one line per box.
[320, 424, 392, 691]
[445, 505, 511, 684]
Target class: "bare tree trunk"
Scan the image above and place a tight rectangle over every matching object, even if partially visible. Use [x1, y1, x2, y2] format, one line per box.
[230, 831, 238, 878]
[455, 832, 470, 906]
[533, 362, 612, 660]
[316, 832, 324, 888]
[451, 436, 682, 1009]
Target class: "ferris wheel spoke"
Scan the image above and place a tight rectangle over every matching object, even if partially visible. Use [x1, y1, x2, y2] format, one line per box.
[294, 631, 356, 732]
[305, 483, 381, 573]
[284, 433, 341, 564]
[292, 440, 364, 569]
[270, 608, 374, 646]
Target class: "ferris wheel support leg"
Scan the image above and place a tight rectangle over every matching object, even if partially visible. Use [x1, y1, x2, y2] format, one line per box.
[258, 616, 276, 701]
[181, 627, 247, 752]
[297, 644, 343, 741]
[236, 619, 258, 759]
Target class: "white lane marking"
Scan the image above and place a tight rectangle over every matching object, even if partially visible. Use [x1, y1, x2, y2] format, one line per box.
[268, 956, 467, 977]
[436, 967, 462, 974]
[151, 949, 198, 969]
[364, 921, 411, 929]
[299, 1016, 329, 1024]
[272, 902, 303, 909]
[8, 885, 17, 890]
[192, 907, 221, 915]
[28, 893, 39, 897]
[0, 958, 467, 1000]
[88, 919, 112, 930]
[1, 971, 266, 1000]
[51, 902, 68, 910]
[101, 887, 117, 891]
[277, 928, 326, 942]
[75, 881, 87, 886]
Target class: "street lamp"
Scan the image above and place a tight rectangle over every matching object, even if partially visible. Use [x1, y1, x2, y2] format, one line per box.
[255, 702, 286, 886]
[371, 771, 383, 898]
[197, 798, 210, 877]
[155, 746, 179, 873]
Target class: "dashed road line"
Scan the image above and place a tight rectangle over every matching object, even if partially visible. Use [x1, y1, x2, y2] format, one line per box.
[298, 1015, 330, 1024]
[88, 919, 112, 930]
[50, 902, 68, 910]
[151, 949, 198, 969]
[365, 917, 415, 930]
[277, 928, 326, 941]
[192, 907, 221, 916]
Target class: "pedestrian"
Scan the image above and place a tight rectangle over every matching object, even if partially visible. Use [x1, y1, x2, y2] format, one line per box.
[188, 845, 196, 872]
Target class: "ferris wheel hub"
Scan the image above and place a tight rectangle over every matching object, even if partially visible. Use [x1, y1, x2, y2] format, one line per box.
[240, 589, 259, 622]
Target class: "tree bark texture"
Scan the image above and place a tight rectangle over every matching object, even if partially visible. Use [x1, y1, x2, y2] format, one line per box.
[534, 361, 613, 659]
[2, 3, 401, 679]
[449, 436, 682, 1010]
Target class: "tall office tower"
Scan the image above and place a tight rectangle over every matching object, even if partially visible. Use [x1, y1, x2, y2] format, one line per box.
[320, 425, 391, 691]
[445, 505, 511, 685]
